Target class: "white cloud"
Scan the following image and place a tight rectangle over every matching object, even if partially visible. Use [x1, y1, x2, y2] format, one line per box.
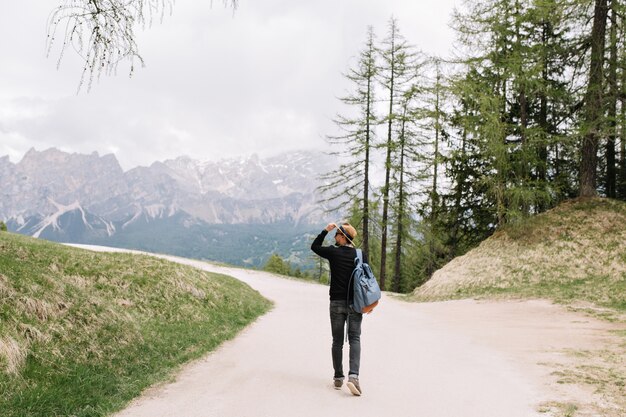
[0, 0, 458, 170]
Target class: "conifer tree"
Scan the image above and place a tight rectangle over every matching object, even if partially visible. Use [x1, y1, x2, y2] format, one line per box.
[620, 6, 626, 200]
[391, 84, 420, 293]
[619, 6, 626, 199]
[450, 0, 581, 223]
[319, 27, 378, 260]
[445, 65, 498, 250]
[605, 0, 622, 198]
[263, 253, 291, 276]
[580, 0, 609, 197]
[420, 60, 450, 279]
[378, 17, 417, 289]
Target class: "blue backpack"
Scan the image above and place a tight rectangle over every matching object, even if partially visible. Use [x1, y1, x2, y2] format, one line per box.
[349, 249, 381, 314]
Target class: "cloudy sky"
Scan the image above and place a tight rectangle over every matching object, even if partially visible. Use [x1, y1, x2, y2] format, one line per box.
[0, 0, 458, 171]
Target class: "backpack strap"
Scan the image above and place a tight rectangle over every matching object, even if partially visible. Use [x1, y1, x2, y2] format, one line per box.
[345, 248, 363, 342]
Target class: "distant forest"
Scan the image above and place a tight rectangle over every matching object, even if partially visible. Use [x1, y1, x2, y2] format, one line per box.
[318, 1, 626, 292]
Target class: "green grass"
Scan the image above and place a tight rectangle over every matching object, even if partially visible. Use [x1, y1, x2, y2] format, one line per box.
[0, 232, 272, 417]
[444, 273, 626, 313]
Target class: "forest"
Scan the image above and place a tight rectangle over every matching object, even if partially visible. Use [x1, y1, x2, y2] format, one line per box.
[317, 0, 626, 292]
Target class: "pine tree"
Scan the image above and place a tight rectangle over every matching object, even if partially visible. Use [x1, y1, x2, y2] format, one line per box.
[391, 84, 420, 293]
[605, 0, 619, 198]
[263, 253, 291, 276]
[421, 60, 449, 279]
[450, 0, 582, 224]
[378, 17, 417, 289]
[580, 0, 609, 197]
[529, 0, 580, 205]
[619, 5, 626, 199]
[319, 27, 378, 260]
[446, 66, 498, 253]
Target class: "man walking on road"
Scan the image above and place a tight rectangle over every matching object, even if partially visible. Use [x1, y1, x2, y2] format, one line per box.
[311, 222, 365, 396]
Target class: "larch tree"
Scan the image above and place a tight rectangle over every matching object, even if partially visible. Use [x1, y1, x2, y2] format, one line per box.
[604, 0, 617, 198]
[579, 0, 609, 197]
[620, 4, 626, 199]
[378, 17, 417, 289]
[390, 82, 421, 293]
[419, 59, 450, 280]
[318, 26, 379, 260]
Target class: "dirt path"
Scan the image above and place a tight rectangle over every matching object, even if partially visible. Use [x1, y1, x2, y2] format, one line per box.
[71, 246, 623, 416]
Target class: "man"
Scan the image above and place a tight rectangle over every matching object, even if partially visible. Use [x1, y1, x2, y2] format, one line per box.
[310, 222, 365, 396]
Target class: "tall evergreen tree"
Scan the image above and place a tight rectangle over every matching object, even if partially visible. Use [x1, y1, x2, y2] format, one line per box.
[378, 17, 417, 289]
[319, 26, 378, 259]
[529, 0, 580, 204]
[450, 0, 583, 224]
[445, 68, 497, 256]
[605, 0, 619, 198]
[619, 6, 626, 199]
[423, 60, 448, 278]
[580, 0, 609, 197]
[391, 84, 420, 293]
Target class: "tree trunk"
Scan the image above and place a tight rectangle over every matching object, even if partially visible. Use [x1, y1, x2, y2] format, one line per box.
[380, 23, 397, 290]
[363, 51, 372, 258]
[515, 0, 528, 145]
[620, 9, 626, 199]
[427, 68, 442, 278]
[538, 18, 550, 197]
[380, 139, 391, 290]
[606, 0, 617, 198]
[451, 124, 468, 258]
[580, 0, 609, 197]
[393, 117, 407, 293]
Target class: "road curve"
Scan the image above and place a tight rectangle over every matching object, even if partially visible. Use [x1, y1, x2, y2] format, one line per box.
[82, 251, 545, 417]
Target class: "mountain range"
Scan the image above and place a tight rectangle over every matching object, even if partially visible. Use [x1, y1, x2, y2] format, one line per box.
[1, 148, 339, 268]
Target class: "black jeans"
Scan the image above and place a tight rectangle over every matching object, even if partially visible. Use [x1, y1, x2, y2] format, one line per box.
[329, 300, 363, 379]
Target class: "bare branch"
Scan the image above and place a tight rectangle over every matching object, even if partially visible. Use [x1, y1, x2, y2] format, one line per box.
[47, 0, 238, 92]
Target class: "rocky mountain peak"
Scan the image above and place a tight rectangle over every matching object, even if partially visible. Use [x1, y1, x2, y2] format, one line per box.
[1, 148, 338, 225]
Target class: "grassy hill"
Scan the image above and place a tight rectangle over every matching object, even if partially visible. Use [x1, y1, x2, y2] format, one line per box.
[412, 198, 626, 314]
[0, 232, 272, 417]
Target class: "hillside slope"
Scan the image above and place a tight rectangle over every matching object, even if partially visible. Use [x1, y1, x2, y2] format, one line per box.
[413, 198, 626, 312]
[0, 232, 271, 417]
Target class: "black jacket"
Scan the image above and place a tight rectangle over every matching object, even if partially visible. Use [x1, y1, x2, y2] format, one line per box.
[311, 230, 369, 301]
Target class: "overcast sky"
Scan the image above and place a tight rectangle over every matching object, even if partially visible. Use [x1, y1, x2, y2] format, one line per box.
[0, 0, 458, 171]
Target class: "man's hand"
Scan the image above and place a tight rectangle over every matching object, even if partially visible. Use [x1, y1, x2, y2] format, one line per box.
[325, 223, 337, 232]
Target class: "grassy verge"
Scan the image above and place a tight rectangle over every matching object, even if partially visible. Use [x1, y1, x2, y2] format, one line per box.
[0, 232, 272, 417]
[429, 273, 626, 315]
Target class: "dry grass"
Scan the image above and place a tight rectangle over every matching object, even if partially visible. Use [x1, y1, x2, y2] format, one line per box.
[0, 337, 26, 375]
[543, 341, 626, 417]
[413, 198, 626, 311]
